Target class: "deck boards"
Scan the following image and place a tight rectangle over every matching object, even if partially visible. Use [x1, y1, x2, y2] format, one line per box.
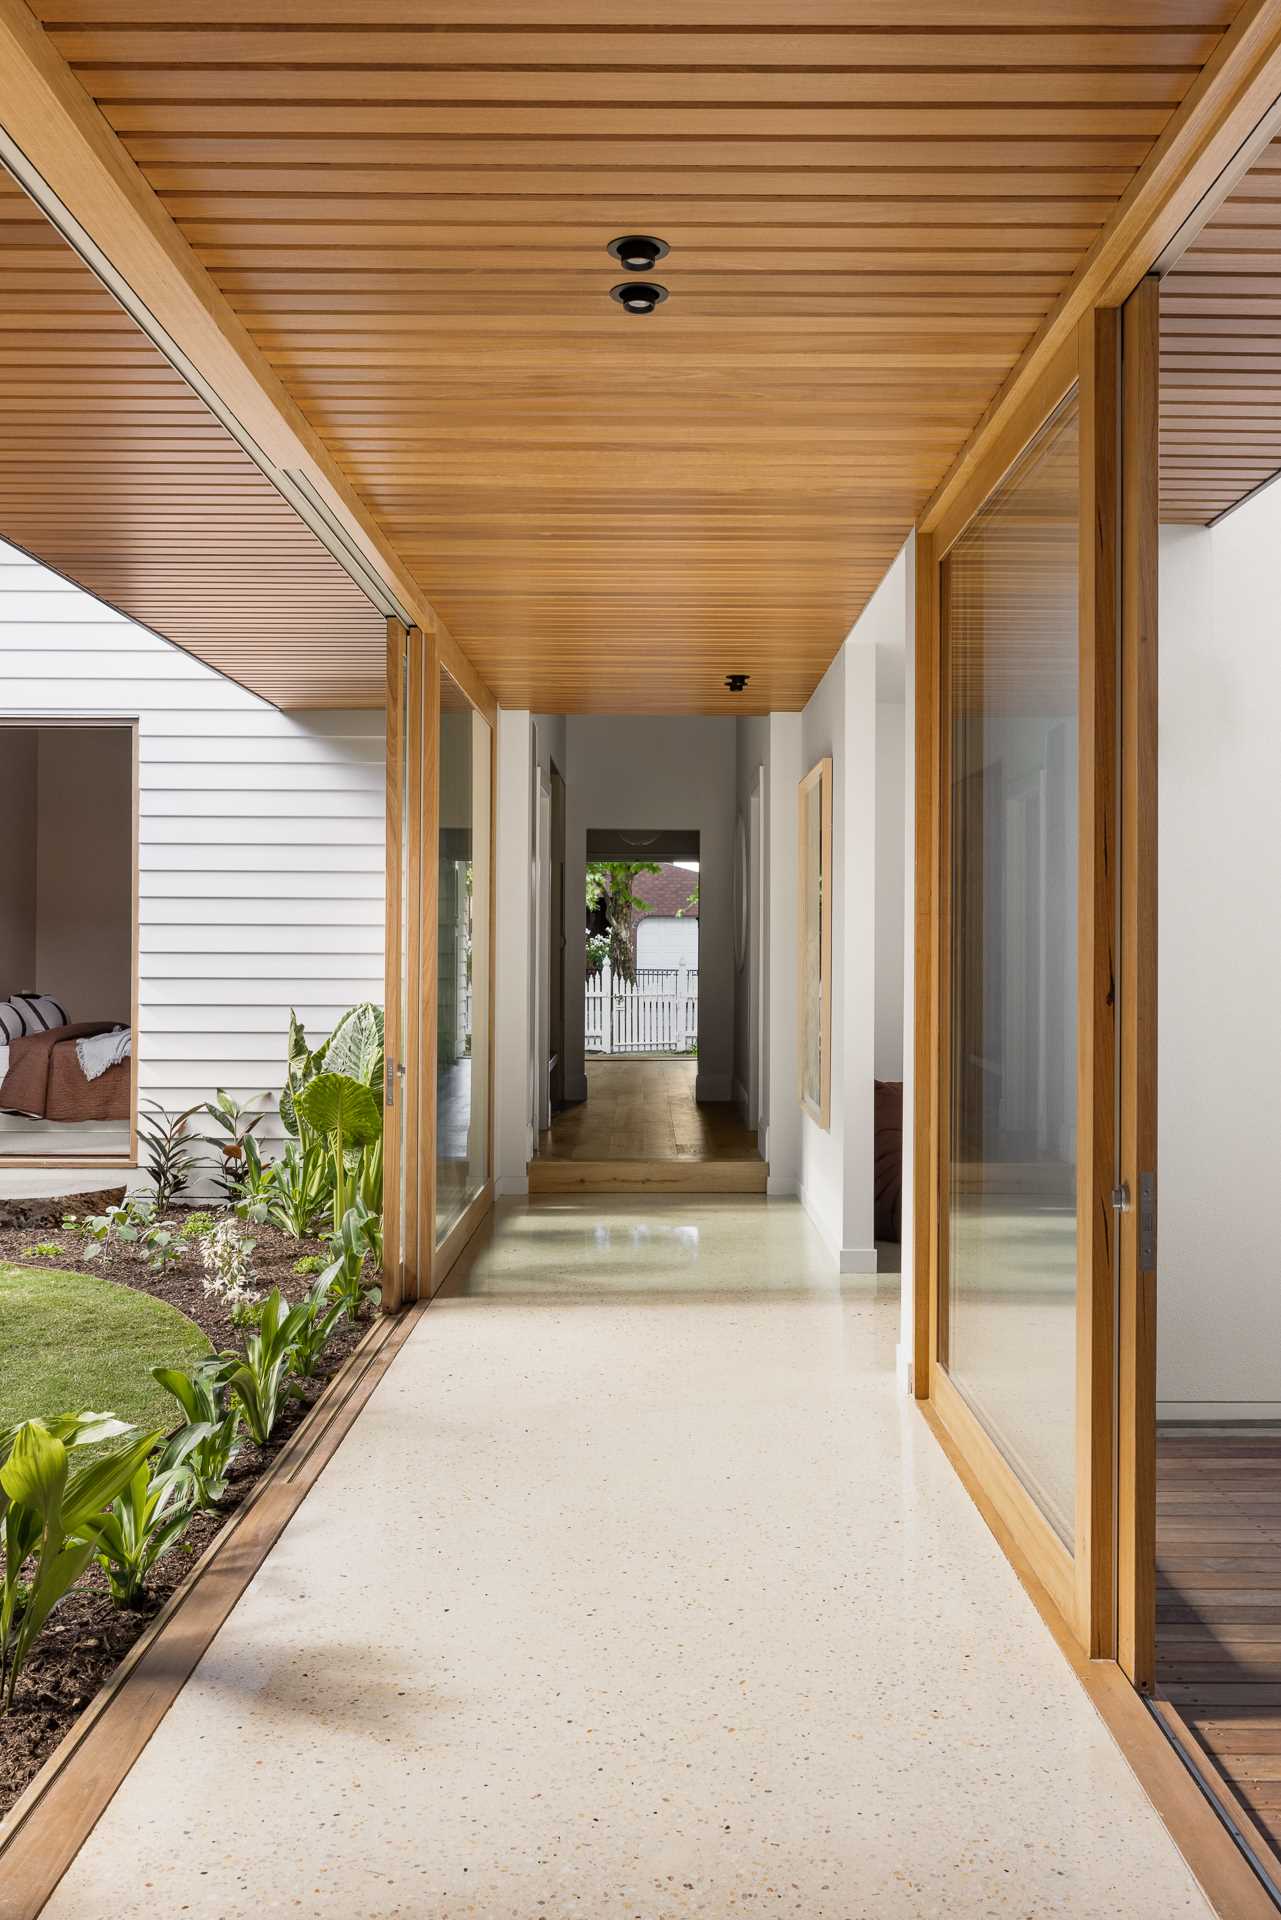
[1157, 1428, 1281, 1859]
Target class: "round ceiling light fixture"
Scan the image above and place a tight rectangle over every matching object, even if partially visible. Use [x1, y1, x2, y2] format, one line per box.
[610, 281, 668, 315]
[608, 234, 669, 273]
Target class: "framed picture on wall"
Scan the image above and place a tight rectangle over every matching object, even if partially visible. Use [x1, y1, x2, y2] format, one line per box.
[798, 756, 832, 1128]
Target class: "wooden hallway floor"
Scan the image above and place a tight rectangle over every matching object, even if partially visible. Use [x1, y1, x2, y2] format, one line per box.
[529, 1058, 766, 1193]
[1157, 1427, 1281, 1869]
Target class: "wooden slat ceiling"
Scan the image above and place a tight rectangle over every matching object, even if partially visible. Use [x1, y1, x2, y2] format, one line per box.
[1161, 132, 1281, 526]
[0, 168, 386, 707]
[10, 1, 1247, 710]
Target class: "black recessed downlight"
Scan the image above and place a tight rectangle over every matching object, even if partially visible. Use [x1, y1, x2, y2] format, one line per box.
[610, 281, 668, 315]
[725, 674, 750, 694]
[608, 234, 669, 272]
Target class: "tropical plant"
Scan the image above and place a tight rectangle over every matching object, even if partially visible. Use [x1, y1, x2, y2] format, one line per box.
[295, 1072, 382, 1234]
[152, 1363, 241, 1507]
[199, 1217, 262, 1325]
[179, 1210, 217, 1240]
[210, 1290, 310, 1445]
[584, 861, 661, 983]
[22, 1242, 63, 1259]
[288, 1274, 347, 1379]
[81, 1461, 195, 1607]
[231, 1134, 278, 1223]
[323, 1002, 383, 1093]
[0, 1418, 162, 1706]
[202, 1089, 270, 1199]
[318, 1204, 382, 1319]
[292, 1253, 327, 1278]
[279, 1010, 329, 1142]
[265, 1135, 332, 1240]
[137, 1099, 204, 1209]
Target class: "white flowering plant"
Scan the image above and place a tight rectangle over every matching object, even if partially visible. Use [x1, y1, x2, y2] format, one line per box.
[199, 1217, 262, 1327]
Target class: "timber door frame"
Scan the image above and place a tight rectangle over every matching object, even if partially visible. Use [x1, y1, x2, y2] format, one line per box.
[912, 307, 1136, 1659]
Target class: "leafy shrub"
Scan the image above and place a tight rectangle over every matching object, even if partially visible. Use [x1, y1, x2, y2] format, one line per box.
[202, 1089, 269, 1200]
[179, 1211, 217, 1240]
[0, 1417, 162, 1706]
[138, 1100, 203, 1210]
[266, 1137, 332, 1240]
[292, 1253, 327, 1278]
[288, 1275, 347, 1380]
[152, 1363, 241, 1508]
[22, 1242, 63, 1260]
[209, 1290, 310, 1445]
[72, 1197, 184, 1272]
[82, 1462, 195, 1607]
[319, 1204, 382, 1319]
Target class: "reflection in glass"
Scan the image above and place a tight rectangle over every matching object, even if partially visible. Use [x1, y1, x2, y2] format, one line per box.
[943, 392, 1079, 1544]
[798, 757, 830, 1125]
[436, 670, 491, 1243]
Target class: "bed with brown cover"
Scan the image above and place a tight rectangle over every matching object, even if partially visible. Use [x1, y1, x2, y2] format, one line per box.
[0, 1022, 131, 1123]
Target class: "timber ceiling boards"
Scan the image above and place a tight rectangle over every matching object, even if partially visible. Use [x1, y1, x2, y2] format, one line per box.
[0, 169, 385, 707]
[11, 1, 1246, 711]
[1161, 132, 1281, 526]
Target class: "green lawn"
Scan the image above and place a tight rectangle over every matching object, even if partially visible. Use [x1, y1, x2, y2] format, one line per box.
[0, 1264, 211, 1440]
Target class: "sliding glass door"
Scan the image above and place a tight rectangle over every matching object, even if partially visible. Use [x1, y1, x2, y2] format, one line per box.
[915, 297, 1158, 1659]
[436, 668, 491, 1247]
[942, 394, 1081, 1547]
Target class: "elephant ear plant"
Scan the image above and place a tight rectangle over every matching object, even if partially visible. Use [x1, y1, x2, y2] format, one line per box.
[296, 1071, 382, 1235]
[0, 1418, 163, 1707]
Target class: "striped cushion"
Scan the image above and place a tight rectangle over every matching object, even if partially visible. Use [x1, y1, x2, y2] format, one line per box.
[0, 1002, 22, 1045]
[8, 993, 69, 1033]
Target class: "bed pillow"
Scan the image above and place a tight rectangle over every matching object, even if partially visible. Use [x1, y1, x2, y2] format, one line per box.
[0, 1002, 23, 1044]
[8, 993, 69, 1033]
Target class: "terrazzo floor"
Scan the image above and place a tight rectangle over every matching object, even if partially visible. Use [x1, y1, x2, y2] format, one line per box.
[42, 1197, 1214, 1919]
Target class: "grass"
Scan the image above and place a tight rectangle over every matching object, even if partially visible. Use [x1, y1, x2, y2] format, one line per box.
[0, 1264, 211, 1441]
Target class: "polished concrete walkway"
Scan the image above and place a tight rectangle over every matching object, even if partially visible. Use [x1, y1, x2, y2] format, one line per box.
[45, 1199, 1212, 1919]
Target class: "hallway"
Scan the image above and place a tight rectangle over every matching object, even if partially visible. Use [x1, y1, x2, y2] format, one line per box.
[530, 1059, 766, 1194]
[44, 1199, 1210, 1919]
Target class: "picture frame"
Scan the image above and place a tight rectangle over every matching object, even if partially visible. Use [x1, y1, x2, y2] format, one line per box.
[798, 756, 833, 1128]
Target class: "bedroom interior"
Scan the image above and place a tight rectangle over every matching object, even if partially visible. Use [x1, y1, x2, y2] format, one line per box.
[0, 718, 134, 1160]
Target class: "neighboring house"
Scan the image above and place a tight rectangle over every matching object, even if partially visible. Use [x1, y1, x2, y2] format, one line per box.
[0, 537, 385, 1174]
[632, 862, 698, 971]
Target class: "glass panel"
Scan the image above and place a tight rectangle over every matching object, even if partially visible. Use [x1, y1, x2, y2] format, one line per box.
[943, 392, 1080, 1545]
[436, 669, 491, 1244]
[801, 778, 823, 1111]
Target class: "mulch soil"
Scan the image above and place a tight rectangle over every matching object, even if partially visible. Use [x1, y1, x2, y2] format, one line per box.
[0, 1194, 369, 1816]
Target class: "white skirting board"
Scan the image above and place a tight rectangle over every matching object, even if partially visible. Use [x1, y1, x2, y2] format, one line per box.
[1159, 1402, 1281, 1424]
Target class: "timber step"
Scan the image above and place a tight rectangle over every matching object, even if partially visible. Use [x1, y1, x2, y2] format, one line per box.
[527, 1156, 768, 1196]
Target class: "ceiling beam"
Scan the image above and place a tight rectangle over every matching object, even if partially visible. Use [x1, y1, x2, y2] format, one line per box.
[920, 0, 1281, 537]
[0, 0, 494, 720]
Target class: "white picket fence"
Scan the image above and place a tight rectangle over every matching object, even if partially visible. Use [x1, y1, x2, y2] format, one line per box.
[585, 964, 699, 1055]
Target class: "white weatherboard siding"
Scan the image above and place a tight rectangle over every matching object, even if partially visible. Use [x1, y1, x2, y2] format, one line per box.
[0, 540, 385, 1176]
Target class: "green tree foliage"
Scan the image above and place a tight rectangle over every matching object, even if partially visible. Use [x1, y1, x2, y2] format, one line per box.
[584, 861, 661, 984]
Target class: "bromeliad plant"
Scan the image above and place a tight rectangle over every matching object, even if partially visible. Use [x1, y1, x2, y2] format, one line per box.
[81, 1461, 195, 1608]
[152, 1362, 242, 1508]
[0, 1416, 163, 1706]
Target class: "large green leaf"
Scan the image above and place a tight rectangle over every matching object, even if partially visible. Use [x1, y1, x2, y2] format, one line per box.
[63, 1430, 166, 1531]
[295, 1072, 382, 1150]
[324, 1003, 384, 1091]
[1, 1422, 68, 1526]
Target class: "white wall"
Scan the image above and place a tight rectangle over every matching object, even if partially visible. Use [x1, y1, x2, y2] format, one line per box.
[1158, 510, 1281, 1419]
[0, 538, 385, 1170]
[794, 547, 910, 1274]
[562, 716, 737, 1102]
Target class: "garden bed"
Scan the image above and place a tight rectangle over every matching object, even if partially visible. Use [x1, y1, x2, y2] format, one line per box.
[0, 1202, 368, 1815]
